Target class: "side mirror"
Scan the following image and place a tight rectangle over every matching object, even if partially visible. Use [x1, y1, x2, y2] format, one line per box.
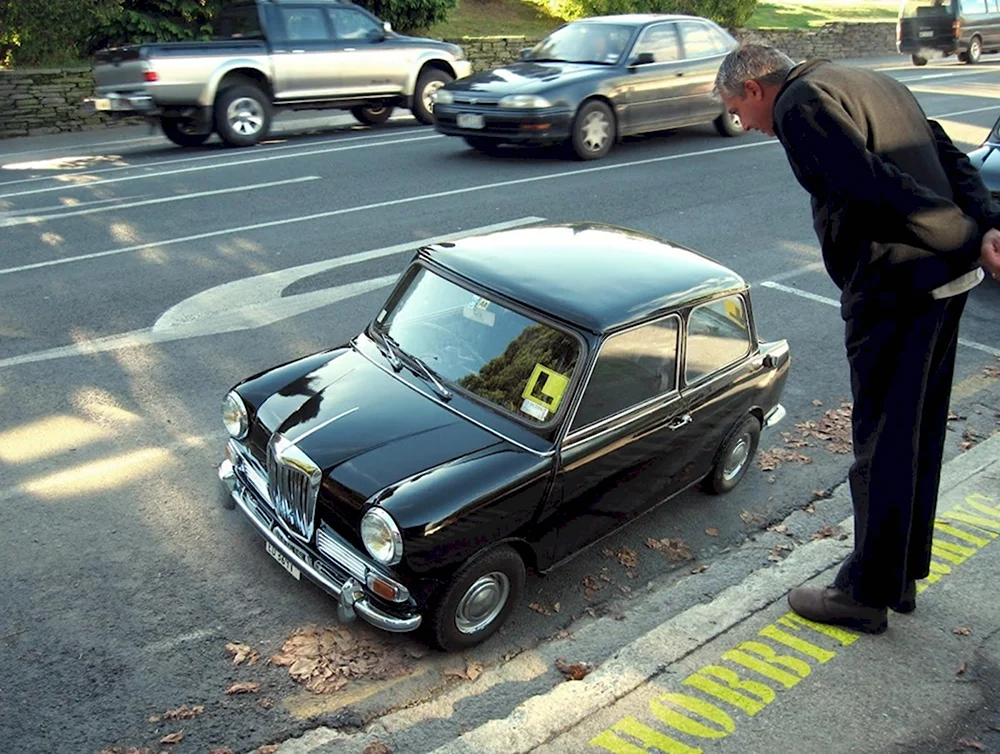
[631, 52, 655, 66]
[383, 21, 393, 33]
[519, 47, 532, 60]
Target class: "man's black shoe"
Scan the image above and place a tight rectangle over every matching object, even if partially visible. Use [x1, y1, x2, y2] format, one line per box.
[890, 580, 916, 613]
[788, 586, 888, 634]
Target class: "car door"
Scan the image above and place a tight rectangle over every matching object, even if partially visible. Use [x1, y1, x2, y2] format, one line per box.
[548, 315, 705, 565]
[620, 22, 697, 134]
[270, 5, 339, 100]
[327, 6, 408, 96]
[676, 20, 735, 123]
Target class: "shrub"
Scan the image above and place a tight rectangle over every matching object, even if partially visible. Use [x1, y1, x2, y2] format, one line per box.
[355, 0, 459, 34]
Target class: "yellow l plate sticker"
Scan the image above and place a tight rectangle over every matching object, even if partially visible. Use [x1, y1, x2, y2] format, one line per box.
[522, 364, 570, 415]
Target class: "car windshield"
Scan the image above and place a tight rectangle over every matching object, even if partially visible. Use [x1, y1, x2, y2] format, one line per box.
[525, 23, 633, 65]
[374, 267, 581, 425]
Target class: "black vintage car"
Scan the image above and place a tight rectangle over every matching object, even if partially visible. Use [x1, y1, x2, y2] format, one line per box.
[431, 14, 745, 160]
[219, 223, 790, 651]
[969, 112, 1000, 199]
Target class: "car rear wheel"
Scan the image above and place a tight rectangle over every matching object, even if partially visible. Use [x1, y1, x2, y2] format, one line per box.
[413, 69, 453, 125]
[703, 415, 761, 495]
[911, 54, 928, 66]
[714, 109, 744, 137]
[351, 104, 394, 126]
[966, 35, 982, 64]
[160, 116, 211, 147]
[215, 84, 271, 147]
[570, 99, 615, 160]
[429, 545, 525, 652]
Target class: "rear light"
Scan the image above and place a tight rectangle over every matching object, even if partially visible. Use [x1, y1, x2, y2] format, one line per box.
[953, 20, 961, 39]
[144, 70, 159, 82]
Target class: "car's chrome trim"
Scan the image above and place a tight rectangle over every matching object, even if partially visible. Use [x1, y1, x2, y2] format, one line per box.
[764, 404, 786, 429]
[316, 525, 410, 602]
[288, 407, 360, 444]
[354, 343, 554, 457]
[220, 454, 420, 632]
[267, 433, 321, 543]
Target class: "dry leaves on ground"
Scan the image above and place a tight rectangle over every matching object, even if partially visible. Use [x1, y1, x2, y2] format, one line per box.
[811, 525, 838, 541]
[555, 658, 593, 681]
[757, 448, 813, 472]
[258, 697, 274, 710]
[210, 749, 236, 754]
[602, 547, 639, 569]
[226, 641, 261, 666]
[258, 746, 280, 754]
[690, 564, 709, 574]
[444, 660, 483, 682]
[953, 626, 973, 636]
[740, 510, 766, 527]
[101, 748, 162, 754]
[960, 429, 984, 451]
[767, 544, 793, 562]
[983, 358, 1000, 379]
[705, 528, 720, 537]
[803, 503, 817, 513]
[148, 705, 204, 723]
[269, 624, 412, 694]
[160, 731, 184, 745]
[582, 575, 607, 599]
[795, 402, 853, 454]
[957, 738, 986, 750]
[645, 537, 693, 561]
[812, 490, 830, 500]
[958, 661, 968, 675]
[529, 601, 553, 615]
[767, 523, 791, 536]
[779, 431, 810, 448]
[364, 743, 393, 754]
[224, 682, 260, 695]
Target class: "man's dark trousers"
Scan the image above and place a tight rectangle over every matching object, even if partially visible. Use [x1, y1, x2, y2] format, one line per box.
[833, 292, 969, 608]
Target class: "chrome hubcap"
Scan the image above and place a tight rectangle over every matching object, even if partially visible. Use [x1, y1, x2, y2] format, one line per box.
[455, 572, 510, 634]
[423, 80, 445, 113]
[971, 40, 980, 58]
[722, 434, 751, 482]
[580, 111, 610, 152]
[729, 112, 742, 129]
[227, 97, 265, 136]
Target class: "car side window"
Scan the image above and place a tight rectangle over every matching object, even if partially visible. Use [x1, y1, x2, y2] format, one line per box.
[329, 8, 382, 40]
[280, 8, 330, 41]
[571, 316, 679, 430]
[634, 23, 681, 63]
[678, 21, 730, 59]
[685, 295, 751, 384]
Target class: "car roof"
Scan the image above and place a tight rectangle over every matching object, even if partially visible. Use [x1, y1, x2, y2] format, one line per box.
[421, 222, 746, 334]
[577, 13, 713, 25]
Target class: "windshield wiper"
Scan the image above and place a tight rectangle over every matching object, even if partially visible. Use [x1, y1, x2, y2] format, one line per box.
[369, 327, 403, 371]
[401, 351, 453, 401]
[528, 57, 566, 63]
[371, 327, 453, 401]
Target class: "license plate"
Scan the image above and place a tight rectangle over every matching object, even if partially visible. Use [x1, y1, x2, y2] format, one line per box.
[266, 541, 301, 580]
[457, 113, 485, 130]
[93, 98, 112, 111]
[919, 30, 934, 37]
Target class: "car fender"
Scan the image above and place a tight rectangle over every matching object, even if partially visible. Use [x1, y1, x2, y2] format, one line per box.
[403, 54, 458, 96]
[203, 59, 273, 106]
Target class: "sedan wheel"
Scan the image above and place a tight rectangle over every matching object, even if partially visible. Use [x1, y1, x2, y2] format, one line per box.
[714, 109, 744, 137]
[703, 415, 761, 495]
[429, 545, 525, 652]
[570, 100, 615, 160]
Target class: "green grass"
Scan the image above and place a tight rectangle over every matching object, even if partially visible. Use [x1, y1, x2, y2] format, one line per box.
[746, 0, 898, 29]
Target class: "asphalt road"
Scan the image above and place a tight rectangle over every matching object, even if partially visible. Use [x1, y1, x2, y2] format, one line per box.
[1, 55, 999, 754]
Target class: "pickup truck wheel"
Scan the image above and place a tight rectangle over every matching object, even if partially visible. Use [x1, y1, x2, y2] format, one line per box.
[412, 69, 453, 125]
[429, 545, 524, 652]
[215, 84, 271, 147]
[351, 104, 394, 126]
[160, 117, 211, 147]
[703, 415, 761, 495]
[911, 54, 928, 66]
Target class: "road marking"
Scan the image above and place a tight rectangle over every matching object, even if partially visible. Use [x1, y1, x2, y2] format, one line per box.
[0, 140, 779, 276]
[929, 105, 1000, 119]
[0, 176, 319, 228]
[760, 280, 1000, 357]
[0, 133, 441, 198]
[0, 217, 544, 369]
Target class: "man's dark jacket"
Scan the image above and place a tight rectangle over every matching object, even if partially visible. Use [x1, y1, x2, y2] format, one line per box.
[772, 59, 1000, 317]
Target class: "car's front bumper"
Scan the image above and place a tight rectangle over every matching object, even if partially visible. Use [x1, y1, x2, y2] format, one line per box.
[434, 104, 574, 144]
[219, 441, 422, 633]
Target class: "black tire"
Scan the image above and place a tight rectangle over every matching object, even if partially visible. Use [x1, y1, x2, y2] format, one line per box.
[160, 117, 211, 147]
[429, 545, 525, 652]
[570, 99, 615, 160]
[714, 109, 745, 137]
[351, 104, 394, 126]
[703, 415, 761, 495]
[214, 84, 271, 147]
[412, 68, 453, 125]
[463, 136, 503, 154]
[966, 35, 982, 64]
[911, 54, 928, 66]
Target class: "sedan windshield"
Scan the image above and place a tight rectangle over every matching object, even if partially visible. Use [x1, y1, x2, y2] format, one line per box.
[374, 267, 581, 425]
[526, 23, 633, 65]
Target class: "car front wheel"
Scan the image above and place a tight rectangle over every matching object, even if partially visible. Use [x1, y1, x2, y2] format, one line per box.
[704, 415, 761, 495]
[413, 69, 453, 125]
[429, 545, 525, 652]
[570, 100, 615, 160]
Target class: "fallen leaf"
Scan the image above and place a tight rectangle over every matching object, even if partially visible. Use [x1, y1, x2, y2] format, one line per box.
[957, 738, 985, 750]
[226, 641, 261, 666]
[705, 528, 720, 537]
[466, 661, 483, 681]
[947, 413, 967, 421]
[210, 749, 236, 754]
[645, 537, 693, 561]
[555, 657, 593, 681]
[161, 731, 184, 745]
[528, 602, 552, 615]
[740, 510, 766, 526]
[767, 524, 790, 535]
[364, 742, 392, 754]
[811, 399, 823, 406]
[553, 629, 571, 640]
[259, 698, 274, 710]
[225, 682, 260, 695]
[957, 661, 968, 675]
[812, 490, 830, 499]
[953, 626, 972, 636]
[626, 569, 639, 579]
[794, 402, 853, 454]
[258, 746, 280, 754]
[154, 704, 204, 721]
[148, 715, 161, 723]
[757, 447, 812, 471]
[767, 546, 786, 562]
[812, 525, 838, 541]
[582, 575, 604, 599]
[690, 564, 709, 574]
[553, 602, 561, 613]
[803, 503, 817, 513]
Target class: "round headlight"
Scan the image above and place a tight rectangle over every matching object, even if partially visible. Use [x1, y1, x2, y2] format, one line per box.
[222, 391, 248, 440]
[360, 508, 403, 565]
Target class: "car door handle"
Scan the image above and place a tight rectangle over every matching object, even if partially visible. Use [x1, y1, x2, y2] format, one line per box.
[344, 47, 357, 51]
[667, 414, 692, 430]
[292, 49, 305, 54]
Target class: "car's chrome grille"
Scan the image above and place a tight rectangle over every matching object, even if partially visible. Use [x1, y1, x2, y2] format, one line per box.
[453, 95, 499, 107]
[266, 433, 320, 543]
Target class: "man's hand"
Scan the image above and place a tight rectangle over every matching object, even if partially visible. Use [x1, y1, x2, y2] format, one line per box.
[983, 228, 1000, 280]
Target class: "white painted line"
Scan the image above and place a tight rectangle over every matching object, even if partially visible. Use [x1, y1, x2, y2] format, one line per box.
[764, 261, 825, 284]
[0, 176, 320, 228]
[930, 105, 1000, 119]
[0, 133, 440, 198]
[0, 139, 779, 276]
[0, 217, 544, 369]
[761, 280, 1000, 357]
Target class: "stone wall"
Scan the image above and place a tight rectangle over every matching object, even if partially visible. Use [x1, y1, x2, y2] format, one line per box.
[0, 22, 897, 140]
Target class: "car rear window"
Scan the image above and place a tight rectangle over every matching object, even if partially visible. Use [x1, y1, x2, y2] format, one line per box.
[685, 295, 751, 384]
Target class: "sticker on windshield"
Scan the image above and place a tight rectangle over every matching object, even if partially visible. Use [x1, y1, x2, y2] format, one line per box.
[463, 297, 495, 327]
[520, 398, 549, 422]
[521, 364, 571, 416]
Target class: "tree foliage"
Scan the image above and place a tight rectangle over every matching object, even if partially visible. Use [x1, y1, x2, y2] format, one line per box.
[539, 0, 758, 30]
[353, 0, 458, 34]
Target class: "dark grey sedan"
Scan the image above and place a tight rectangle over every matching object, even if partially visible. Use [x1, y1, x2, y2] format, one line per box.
[431, 14, 745, 160]
[969, 112, 1000, 200]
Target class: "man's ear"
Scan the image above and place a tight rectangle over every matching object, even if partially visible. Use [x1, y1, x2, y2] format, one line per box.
[744, 80, 764, 100]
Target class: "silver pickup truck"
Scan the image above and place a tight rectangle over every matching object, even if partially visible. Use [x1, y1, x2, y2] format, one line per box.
[88, 0, 472, 147]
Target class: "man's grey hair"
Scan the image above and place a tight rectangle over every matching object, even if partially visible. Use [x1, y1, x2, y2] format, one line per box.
[713, 43, 796, 99]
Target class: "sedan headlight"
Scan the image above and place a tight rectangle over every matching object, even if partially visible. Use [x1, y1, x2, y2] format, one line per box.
[433, 89, 454, 105]
[361, 507, 403, 565]
[222, 391, 248, 440]
[498, 94, 552, 109]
